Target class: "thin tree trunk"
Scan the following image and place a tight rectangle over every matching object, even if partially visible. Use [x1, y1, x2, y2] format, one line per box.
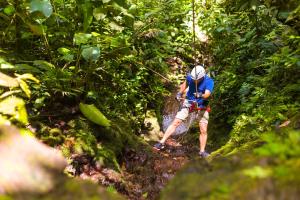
[14, 0, 21, 52]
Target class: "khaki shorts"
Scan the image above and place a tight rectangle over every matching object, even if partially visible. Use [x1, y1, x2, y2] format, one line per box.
[175, 100, 209, 124]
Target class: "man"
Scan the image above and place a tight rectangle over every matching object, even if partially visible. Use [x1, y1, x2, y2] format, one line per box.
[153, 65, 214, 158]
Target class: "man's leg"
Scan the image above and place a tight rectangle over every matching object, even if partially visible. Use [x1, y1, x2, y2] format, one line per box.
[198, 111, 209, 155]
[160, 118, 182, 143]
[154, 104, 188, 150]
[199, 121, 208, 152]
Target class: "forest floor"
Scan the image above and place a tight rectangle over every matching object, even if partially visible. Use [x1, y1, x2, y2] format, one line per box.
[69, 136, 200, 200]
[119, 138, 199, 200]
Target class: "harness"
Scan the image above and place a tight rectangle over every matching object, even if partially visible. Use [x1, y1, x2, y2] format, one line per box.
[188, 100, 211, 113]
[189, 101, 211, 113]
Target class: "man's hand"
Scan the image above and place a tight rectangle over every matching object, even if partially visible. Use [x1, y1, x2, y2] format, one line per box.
[175, 92, 183, 101]
[193, 92, 203, 98]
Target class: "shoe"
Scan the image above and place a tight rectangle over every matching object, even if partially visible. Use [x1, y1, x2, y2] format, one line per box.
[199, 151, 210, 158]
[153, 142, 165, 150]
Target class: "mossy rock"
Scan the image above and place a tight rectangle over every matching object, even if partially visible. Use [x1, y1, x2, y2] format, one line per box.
[8, 178, 124, 200]
[161, 127, 300, 200]
[161, 153, 300, 200]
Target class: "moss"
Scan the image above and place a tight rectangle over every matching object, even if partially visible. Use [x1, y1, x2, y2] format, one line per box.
[9, 177, 124, 200]
[161, 123, 300, 200]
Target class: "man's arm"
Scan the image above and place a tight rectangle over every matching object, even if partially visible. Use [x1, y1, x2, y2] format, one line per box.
[175, 81, 188, 101]
[202, 90, 211, 99]
[202, 78, 214, 99]
[178, 80, 188, 93]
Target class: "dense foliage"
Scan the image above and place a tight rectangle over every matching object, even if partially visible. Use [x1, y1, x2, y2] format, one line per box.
[0, 0, 299, 198]
[199, 0, 300, 149]
[0, 0, 195, 168]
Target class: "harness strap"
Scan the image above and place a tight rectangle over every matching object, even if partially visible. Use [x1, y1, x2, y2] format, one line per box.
[188, 102, 211, 113]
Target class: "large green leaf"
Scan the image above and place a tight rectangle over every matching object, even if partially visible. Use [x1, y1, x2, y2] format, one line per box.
[81, 46, 100, 62]
[81, 1, 93, 32]
[74, 33, 92, 45]
[93, 7, 107, 20]
[30, 0, 53, 18]
[79, 103, 110, 126]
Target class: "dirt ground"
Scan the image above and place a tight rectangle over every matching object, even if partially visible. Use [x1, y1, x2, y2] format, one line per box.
[68, 137, 200, 200]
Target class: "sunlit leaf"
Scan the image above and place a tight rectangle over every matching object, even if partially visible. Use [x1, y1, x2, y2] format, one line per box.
[79, 103, 110, 126]
[128, 4, 137, 14]
[0, 58, 15, 69]
[19, 79, 31, 98]
[30, 0, 53, 18]
[0, 115, 10, 125]
[102, 0, 111, 3]
[0, 90, 22, 99]
[93, 7, 107, 20]
[16, 73, 40, 84]
[0, 96, 28, 125]
[74, 33, 92, 45]
[0, 72, 19, 88]
[58, 47, 71, 55]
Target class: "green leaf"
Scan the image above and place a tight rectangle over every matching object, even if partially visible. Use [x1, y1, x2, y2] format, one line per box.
[109, 22, 124, 32]
[30, 0, 53, 18]
[0, 96, 28, 125]
[0, 58, 15, 69]
[81, 46, 100, 62]
[128, 4, 137, 14]
[16, 73, 40, 84]
[0, 90, 22, 99]
[243, 166, 272, 179]
[0, 72, 19, 88]
[57, 48, 74, 62]
[93, 7, 107, 20]
[74, 33, 92, 45]
[0, 115, 10, 125]
[58, 47, 71, 55]
[102, 0, 111, 3]
[33, 60, 55, 70]
[81, 1, 93, 32]
[27, 23, 44, 35]
[4, 5, 15, 15]
[19, 79, 31, 98]
[79, 103, 111, 126]
[14, 64, 41, 73]
[61, 54, 74, 62]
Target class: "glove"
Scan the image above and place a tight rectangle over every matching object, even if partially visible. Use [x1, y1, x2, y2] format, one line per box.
[175, 92, 182, 101]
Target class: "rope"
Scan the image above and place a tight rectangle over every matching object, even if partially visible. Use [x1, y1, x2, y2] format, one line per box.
[192, 0, 199, 99]
[136, 62, 175, 83]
